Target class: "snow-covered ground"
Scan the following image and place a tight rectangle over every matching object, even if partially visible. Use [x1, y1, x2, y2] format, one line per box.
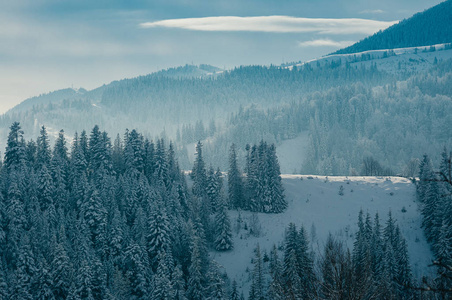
[211, 175, 433, 295]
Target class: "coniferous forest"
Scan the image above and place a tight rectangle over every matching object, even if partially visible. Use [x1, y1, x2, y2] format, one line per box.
[0, 122, 449, 299]
[0, 122, 288, 299]
[1, 0, 452, 299]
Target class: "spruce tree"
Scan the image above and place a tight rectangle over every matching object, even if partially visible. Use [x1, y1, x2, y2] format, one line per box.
[249, 244, 265, 300]
[171, 264, 187, 300]
[229, 280, 240, 300]
[267, 245, 284, 300]
[206, 262, 225, 300]
[4, 122, 26, 171]
[36, 126, 52, 168]
[146, 205, 171, 267]
[187, 236, 205, 300]
[50, 242, 71, 299]
[228, 144, 244, 209]
[153, 251, 172, 300]
[191, 141, 208, 199]
[266, 144, 286, 213]
[213, 197, 233, 251]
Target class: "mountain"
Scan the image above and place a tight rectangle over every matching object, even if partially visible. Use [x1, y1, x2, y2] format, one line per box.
[8, 88, 89, 114]
[333, 0, 452, 54]
[293, 43, 452, 75]
[0, 62, 388, 147]
[1, 1, 451, 175]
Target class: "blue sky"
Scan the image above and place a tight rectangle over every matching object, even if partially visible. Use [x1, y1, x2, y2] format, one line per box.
[0, 0, 444, 113]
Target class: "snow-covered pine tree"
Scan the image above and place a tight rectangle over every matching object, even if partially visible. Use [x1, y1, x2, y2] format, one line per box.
[36, 126, 52, 169]
[228, 144, 244, 210]
[213, 197, 233, 251]
[267, 244, 284, 300]
[53, 130, 69, 165]
[123, 242, 151, 299]
[50, 241, 71, 299]
[229, 280, 240, 300]
[206, 166, 220, 213]
[249, 244, 265, 300]
[37, 165, 55, 212]
[4, 122, 26, 171]
[206, 262, 226, 300]
[266, 144, 286, 213]
[187, 236, 205, 300]
[171, 264, 187, 300]
[124, 129, 144, 173]
[191, 141, 208, 199]
[152, 250, 172, 300]
[394, 225, 412, 298]
[146, 205, 171, 268]
[417, 154, 434, 203]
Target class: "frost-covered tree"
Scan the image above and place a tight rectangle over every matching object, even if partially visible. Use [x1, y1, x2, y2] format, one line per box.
[36, 126, 52, 168]
[249, 244, 265, 300]
[228, 144, 244, 209]
[146, 205, 171, 267]
[187, 236, 205, 300]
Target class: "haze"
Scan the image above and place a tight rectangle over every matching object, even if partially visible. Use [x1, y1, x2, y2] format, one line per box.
[0, 0, 443, 113]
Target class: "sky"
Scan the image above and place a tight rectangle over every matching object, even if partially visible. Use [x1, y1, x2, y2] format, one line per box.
[0, 0, 444, 114]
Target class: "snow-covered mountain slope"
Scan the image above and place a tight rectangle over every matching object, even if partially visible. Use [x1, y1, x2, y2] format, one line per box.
[288, 44, 452, 75]
[212, 175, 433, 295]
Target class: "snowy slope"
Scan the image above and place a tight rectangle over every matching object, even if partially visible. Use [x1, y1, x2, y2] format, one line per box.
[211, 175, 433, 295]
[287, 44, 452, 75]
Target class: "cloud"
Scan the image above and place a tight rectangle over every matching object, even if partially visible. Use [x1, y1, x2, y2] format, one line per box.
[359, 9, 385, 14]
[140, 16, 397, 35]
[298, 39, 354, 48]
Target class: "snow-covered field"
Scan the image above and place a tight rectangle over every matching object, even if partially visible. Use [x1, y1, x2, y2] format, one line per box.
[211, 175, 433, 294]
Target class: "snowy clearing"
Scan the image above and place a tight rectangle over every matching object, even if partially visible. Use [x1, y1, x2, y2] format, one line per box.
[211, 175, 433, 294]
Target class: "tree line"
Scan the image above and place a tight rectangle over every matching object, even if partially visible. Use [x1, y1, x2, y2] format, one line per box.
[247, 210, 415, 300]
[416, 148, 452, 296]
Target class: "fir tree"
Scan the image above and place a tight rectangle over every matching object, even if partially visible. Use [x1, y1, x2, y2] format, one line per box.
[187, 236, 205, 300]
[171, 264, 187, 300]
[213, 197, 233, 251]
[124, 242, 150, 298]
[146, 206, 171, 267]
[36, 126, 52, 168]
[4, 122, 26, 171]
[249, 244, 265, 300]
[229, 280, 240, 300]
[50, 241, 71, 299]
[153, 251, 172, 300]
[191, 141, 208, 199]
[206, 262, 225, 300]
[228, 144, 244, 209]
[267, 245, 284, 300]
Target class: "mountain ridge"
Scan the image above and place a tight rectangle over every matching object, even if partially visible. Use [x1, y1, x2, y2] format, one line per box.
[332, 0, 452, 54]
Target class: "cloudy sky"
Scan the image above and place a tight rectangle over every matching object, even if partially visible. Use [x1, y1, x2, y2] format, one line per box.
[0, 0, 444, 113]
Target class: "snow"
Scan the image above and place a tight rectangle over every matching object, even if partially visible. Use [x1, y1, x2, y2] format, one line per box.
[286, 43, 452, 75]
[211, 175, 433, 294]
[276, 132, 309, 174]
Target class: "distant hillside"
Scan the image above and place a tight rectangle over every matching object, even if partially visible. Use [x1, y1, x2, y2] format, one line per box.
[153, 64, 224, 79]
[8, 88, 88, 114]
[333, 0, 452, 54]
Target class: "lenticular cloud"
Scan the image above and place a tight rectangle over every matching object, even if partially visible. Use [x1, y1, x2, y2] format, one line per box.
[140, 16, 397, 35]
